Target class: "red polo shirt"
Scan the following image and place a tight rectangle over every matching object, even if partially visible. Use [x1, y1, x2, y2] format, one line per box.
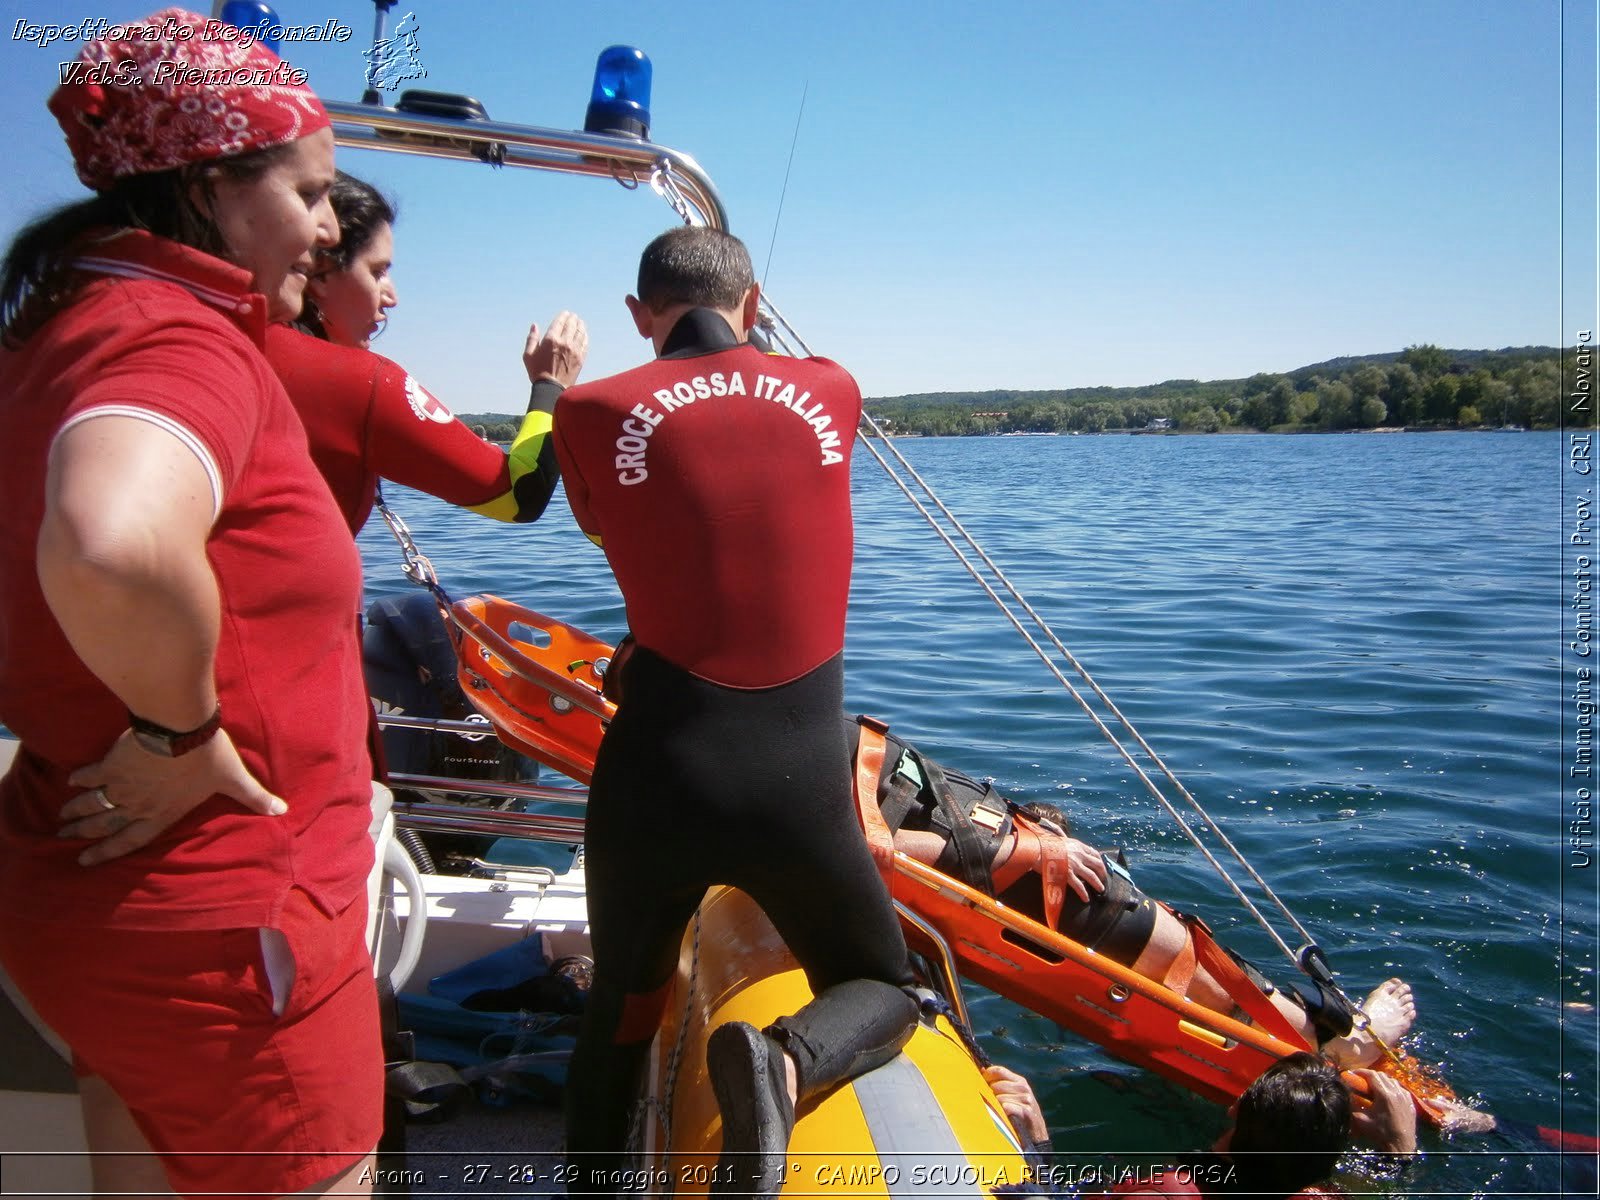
[263, 324, 512, 533]
[0, 230, 372, 930]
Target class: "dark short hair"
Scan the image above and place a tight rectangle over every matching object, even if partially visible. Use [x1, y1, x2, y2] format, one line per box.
[1228, 1053, 1351, 1196]
[635, 226, 753, 312]
[320, 172, 397, 271]
[1015, 801, 1070, 836]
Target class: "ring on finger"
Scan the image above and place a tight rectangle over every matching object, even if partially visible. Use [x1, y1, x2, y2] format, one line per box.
[92, 787, 116, 812]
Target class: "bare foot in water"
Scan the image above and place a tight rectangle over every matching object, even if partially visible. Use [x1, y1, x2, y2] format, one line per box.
[1436, 1099, 1498, 1135]
[1323, 979, 1416, 1068]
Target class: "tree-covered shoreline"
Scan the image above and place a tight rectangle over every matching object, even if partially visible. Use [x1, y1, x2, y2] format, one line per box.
[456, 345, 1564, 441]
[862, 345, 1561, 437]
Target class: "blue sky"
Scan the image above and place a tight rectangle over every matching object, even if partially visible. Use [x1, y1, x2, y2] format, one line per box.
[2, 1, 1594, 410]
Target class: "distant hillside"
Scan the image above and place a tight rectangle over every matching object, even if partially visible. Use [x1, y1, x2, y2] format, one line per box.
[1287, 345, 1551, 378]
[863, 345, 1563, 435]
[453, 412, 522, 441]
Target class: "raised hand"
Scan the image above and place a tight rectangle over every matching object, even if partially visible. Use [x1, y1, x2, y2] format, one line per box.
[524, 310, 589, 387]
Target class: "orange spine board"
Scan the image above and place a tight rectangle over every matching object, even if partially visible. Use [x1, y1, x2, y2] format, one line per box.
[449, 594, 615, 784]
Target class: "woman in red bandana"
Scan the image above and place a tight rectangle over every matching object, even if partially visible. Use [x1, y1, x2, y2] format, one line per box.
[0, 10, 383, 1198]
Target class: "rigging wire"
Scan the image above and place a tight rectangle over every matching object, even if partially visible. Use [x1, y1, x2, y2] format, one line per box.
[756, 292, 1330, 977]
[761, 81, 809, 291]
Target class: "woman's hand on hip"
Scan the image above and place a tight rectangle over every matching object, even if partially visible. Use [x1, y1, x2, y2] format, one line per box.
[58, 730, 286, 866]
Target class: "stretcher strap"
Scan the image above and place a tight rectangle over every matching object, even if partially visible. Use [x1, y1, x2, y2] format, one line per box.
[852, 716, 897, 885]
[878, 771, 921, 832]
[920, 754, 995, 895]
[990, 815, 1071, 930]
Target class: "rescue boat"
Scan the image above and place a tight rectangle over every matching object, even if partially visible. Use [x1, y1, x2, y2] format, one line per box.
[0, 12, 1460, 1193]
[639, 885, 1034, 1198]
[322, 22, 1458, 1136]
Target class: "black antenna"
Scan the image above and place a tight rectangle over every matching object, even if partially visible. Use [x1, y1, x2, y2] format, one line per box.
[761, 81, 808, 291]
[360, 0, 399, 104]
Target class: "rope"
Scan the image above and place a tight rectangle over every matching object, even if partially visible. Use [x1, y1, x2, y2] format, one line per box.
[660, 910, 701, 1192]
[624, 910, 702, 1193]
[917, 989, 991, 1071]
[761, 81, 808, 290]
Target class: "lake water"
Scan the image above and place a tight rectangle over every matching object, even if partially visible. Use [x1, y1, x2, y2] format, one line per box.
[358, 429, 1588, 1198]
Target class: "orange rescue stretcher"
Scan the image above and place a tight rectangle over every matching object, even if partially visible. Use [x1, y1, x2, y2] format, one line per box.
[444, 593, 1454, 1122]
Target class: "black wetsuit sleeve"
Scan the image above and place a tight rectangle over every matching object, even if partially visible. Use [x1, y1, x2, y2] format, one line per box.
[501, 379, 563, 523]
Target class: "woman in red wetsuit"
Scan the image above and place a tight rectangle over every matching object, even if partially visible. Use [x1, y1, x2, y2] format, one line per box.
[0, 10, 381, 1197]
[263, 171, 587, 535]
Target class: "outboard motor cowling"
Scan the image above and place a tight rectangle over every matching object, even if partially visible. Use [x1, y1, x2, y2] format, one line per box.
[363, 591, 539, 786]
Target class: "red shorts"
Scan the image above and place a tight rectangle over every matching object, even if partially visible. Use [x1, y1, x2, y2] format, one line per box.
[0, 887, 383, 1198]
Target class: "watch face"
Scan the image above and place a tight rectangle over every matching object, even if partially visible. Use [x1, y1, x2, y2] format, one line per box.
[132, 729, 177, 757]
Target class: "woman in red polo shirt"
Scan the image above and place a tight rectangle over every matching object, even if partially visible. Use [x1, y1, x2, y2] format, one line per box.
[265, 171, 587, 535]
[0, 10, 382, 1198]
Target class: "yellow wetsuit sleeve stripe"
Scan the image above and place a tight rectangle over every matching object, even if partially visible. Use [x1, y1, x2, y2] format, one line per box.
[467, 382, 562, 523]
[465, 490, 519, 522]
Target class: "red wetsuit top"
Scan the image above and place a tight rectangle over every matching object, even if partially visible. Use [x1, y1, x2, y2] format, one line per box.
[553, 309, 860, 688]
[263, 323, 562, 534]
[0, 230, 372, 930]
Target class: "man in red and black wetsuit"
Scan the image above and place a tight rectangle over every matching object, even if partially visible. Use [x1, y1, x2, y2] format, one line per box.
[554, 227, 917, 1197]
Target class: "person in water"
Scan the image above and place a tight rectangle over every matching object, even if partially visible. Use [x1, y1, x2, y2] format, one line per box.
[263, 170, 588, 535]
[0, 11, 381, 1196]
[851, 719, 1417, 1066]
[553, 226, 919, 1197]
[1093, 1052, 1418, 1198]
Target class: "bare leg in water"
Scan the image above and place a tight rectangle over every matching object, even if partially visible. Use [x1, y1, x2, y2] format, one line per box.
[1121, 900, 1416, 1065]
[894, 828, 1417, 1066]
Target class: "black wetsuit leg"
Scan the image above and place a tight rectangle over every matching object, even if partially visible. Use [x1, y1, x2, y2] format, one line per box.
[563, 649, 916, 1195]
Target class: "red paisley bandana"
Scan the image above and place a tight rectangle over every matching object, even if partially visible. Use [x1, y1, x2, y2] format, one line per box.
[48, 7, 330, 191]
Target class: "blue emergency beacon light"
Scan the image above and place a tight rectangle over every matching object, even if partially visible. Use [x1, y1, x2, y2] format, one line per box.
[584, 46, 652, 140]
[216, 1, 281, 54]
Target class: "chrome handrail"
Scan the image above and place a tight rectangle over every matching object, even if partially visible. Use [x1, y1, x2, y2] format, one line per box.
[374, 712, 502, 736]
[386, 770, 587, 807]
[894, 901, 970, 1031]
[325, 99, 730, 233]
[392, 798, 585, 844]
